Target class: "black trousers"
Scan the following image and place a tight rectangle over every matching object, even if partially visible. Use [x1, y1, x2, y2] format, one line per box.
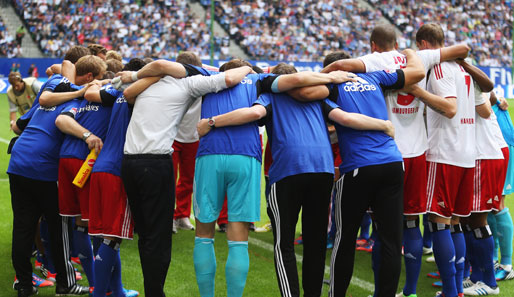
[329, 162, 404, 297]
[268, 173, 333, 297]
[121, 155, 174, 297]
[9, 173, 76, 289]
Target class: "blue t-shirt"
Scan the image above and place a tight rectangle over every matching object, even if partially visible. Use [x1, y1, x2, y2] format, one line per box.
[59, 96, 112, 160]
[8, 100, 81, 181]
[256, 93, 338, 184]
[197, 73, 276, 162]
[328, 70, 404, 174]
[493, 104, 514, 146]
[92, 87, 131, 176]
[19, 74, 72, 123]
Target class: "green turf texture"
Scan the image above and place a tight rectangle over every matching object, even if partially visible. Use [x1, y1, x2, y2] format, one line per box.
[0, 94, 513, 296]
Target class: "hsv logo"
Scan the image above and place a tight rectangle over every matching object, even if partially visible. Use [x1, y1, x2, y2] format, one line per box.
[397, 92, 415, 106]
[87, 158, 96, 167]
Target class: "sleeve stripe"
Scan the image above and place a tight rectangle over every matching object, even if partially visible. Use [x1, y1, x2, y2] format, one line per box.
[435, 64, 444, 80]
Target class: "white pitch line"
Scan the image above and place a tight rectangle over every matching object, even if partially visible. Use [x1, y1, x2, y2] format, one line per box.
[0, 179, 8, 182]
[248, 236, 374, 292]
[0, 137, 9, 144]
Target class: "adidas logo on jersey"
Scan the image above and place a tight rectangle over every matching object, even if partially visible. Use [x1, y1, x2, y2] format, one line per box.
[343, 79, 377, 92]
[438, 201, 445, 208]
[487, 198, 493, 204]
[494, 195, 499, 201]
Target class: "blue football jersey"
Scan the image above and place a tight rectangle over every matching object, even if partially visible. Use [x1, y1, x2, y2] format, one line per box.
[329, 70, 404, 174]
[197, 73, 276, 162]
[8, 100, 81, 181]
[256, 93, 337, 184]
[92, 87, 131, 177]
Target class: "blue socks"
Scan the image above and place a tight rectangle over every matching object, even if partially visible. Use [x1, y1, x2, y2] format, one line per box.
[403, 220, 423, 296]
[423, 214, 432, 249]
[40, 218, 56, 273]
[463, 226, 475, 280]
[431, 223, 457, 297]
[194, 237, 216, 297]
[109, 246, 124, 297]
[359, 213, 371, 240]
[92, 236, 103, 257]
[73, 226, 95, 287]
[496, 208, 514, 266]
[451, 225, 465, 294]
[472, 226, 497, 288]
[226, 241, 249, 297]
[93, 241, 116, 297]
[487, 213, 500, 262]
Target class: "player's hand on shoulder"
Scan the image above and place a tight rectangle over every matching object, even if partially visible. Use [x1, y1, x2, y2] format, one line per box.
[197, 119, 211, 138]
[384, 120, 395, 139]
[116, 71, 136, 84]
[499, 97, 509, 111]
[400, 84, 421, 98]
[329, 71, 358, 84]
[86, 134, 103, 154]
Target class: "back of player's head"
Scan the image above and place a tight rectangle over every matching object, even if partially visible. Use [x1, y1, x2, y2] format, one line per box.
[416, 23, 445, 47]
[64, 46, 90, 64]
[106, 59, 123, 74]
[272, 63, 297, 75]
[220, 59, 252, 72]
[8, 71, 22, 85]
[105, 50, 123, 62]
[370, 25, 397, 51]
[123, 58, 146, 71]
[88, 44, 107, 58]
[103, 71, 115, 79]
[75, 55, 107, 78]
[176, 51, 202, 67]
[323, 51, 351, 67]
[143, 57, 154, 64]
[252, 66, 264, 74]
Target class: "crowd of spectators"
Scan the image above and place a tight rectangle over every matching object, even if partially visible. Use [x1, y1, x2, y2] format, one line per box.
[12, 0, 229, 60]
[370, 0, 513, 67]
[0, 16, 21, 57]
[6, 0, 514, 66]
[199, 0, 380, 62]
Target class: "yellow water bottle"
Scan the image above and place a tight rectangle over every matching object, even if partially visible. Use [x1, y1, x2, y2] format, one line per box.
[72, 149, 98, 188]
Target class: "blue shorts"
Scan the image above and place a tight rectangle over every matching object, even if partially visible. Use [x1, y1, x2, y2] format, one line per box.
[193, 154, 261, 223]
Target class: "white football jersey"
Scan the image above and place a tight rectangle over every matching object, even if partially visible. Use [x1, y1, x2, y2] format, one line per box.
[475, 83, 503, 159]
[359, 49, 440, 158]
[426, 61, 476, 168]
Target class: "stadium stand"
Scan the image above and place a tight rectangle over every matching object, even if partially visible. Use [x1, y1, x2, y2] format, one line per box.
[0, 15, 19, 57]
[11, 0, 227, 60]
[5, 0, 514, 67]
[369, 0, 513, 67]
[198, 0, 380, 62]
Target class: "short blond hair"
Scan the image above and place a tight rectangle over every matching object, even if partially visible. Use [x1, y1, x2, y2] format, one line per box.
[106, 59, 123, 73]
[106, 50, 122, 62]
[75, 55, 107, 77]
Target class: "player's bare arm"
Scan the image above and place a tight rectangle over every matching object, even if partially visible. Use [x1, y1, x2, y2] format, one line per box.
[197, 105, 267, 137]
[440, 44, 470, 61]
[401, 49, 425, 86]
[123, 77, 162, 104]
[476, 102, 492, 119]
[117, 60, 188, 83]
[456, 59, 494, 92]
[55, 114, 103, 153]
[403, 84, 456, 118]
[320, 59, 366, 73]
[39, 87, 89, 107]
[327, 108, 395, 138]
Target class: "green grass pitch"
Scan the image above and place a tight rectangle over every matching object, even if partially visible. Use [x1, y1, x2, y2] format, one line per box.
[0, 93, 513, 296]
